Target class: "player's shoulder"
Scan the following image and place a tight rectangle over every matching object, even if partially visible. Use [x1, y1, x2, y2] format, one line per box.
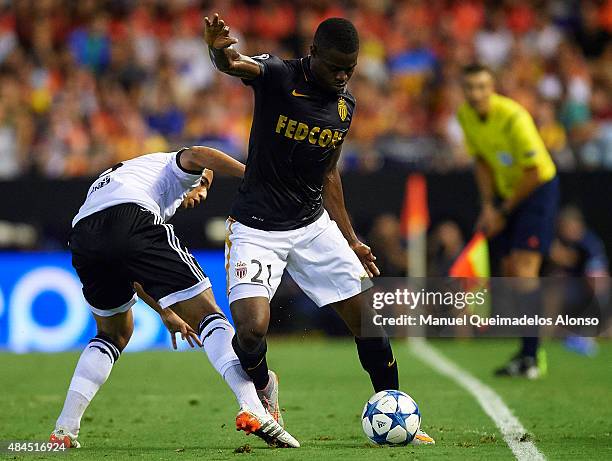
[492, 94, 529, 121]
[247, 54, 304, 87]
[457, 101, 470, 117]
[252, 53, 298, 72]
[339, 89, 356, 108]
[456, 102, 475, 127]
[127, 151, 175, 164]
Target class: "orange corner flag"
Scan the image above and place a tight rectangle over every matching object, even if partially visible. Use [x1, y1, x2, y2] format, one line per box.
[400, 173, 429, 238]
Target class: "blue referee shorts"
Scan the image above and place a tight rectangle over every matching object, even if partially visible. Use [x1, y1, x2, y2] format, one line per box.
[491, 176, 560, 257]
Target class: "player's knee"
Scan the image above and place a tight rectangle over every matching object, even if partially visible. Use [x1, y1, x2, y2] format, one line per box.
[512, 264, 539, 278]
[97, 322, 133, 352]
[235, 322, 267, 352]
[510, 254, 541, 278]
[230, 297, 270, 351]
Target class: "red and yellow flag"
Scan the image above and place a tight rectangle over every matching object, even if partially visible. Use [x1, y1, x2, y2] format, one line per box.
[449, 232, 490, 278]
[450, 232, 491, 318]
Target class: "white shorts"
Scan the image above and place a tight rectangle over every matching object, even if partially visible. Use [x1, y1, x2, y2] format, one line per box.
[225, 210, 371, 307]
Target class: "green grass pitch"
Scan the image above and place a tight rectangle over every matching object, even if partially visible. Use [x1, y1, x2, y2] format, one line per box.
[1, 338, 611, 460]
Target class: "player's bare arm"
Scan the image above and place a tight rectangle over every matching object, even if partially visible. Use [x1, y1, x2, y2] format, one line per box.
[204, 13, 261, 79]
[498, 167, 543, 216]
[179, 146, 245, 178]
[133, 283, 202, 350]
[474, 157, 505, 238]
[323, 147, 379, 277]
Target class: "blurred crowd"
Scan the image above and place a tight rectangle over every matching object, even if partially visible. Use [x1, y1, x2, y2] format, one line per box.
[0, 0, 611, 179]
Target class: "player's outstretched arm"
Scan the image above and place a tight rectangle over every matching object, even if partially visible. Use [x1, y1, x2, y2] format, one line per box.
[133, 283, 202, 349]
[323, 148, 380, 277]
[180, 146, 245, 178]
[204, 13, 261, 79]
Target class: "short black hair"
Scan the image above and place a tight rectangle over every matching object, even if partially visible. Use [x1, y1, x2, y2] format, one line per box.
[462, 63, 493, 76]
[313, 18, 359, 54]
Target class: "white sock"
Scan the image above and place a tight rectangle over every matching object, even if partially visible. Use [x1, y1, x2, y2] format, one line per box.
[55, 335, 120, 434]
[199, 314, 266, 416]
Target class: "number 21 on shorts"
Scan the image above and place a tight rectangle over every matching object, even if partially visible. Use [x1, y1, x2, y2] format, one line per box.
[235, 259, 272, 286]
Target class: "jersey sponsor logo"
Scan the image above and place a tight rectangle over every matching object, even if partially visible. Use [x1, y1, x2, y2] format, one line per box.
[291, 89, 310, 98]
[275, 114, 344, 148]
[235, 261, 248, 279]
[251, 53, 270, 60]
[338, 97, 348, 121]
[89, 175, 111, 194]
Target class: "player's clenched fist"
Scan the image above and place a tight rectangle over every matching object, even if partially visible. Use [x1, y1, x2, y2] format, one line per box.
[204, 13, 238, 49]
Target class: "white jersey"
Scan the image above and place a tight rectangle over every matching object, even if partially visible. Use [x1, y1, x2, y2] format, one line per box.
[72, 150, 202, 226]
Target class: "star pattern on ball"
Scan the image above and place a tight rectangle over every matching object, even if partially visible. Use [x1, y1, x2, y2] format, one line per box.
[361, 390, 421, 446]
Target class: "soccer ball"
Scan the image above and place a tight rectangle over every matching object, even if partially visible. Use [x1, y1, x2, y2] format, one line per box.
[361, 390, 421, 445]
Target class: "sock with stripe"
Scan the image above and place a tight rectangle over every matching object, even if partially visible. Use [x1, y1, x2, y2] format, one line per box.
[55, 334, 121, 435]
[199, 313, 266, 416]
[355, 336, 399, 392]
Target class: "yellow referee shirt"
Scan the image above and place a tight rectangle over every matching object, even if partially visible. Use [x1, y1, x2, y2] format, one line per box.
[457, 93, 557, 199]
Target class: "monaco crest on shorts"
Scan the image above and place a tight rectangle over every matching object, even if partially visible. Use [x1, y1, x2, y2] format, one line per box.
[235, 261, 248, 279]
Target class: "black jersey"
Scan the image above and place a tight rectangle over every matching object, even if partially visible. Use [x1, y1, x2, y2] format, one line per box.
[230, 54, 355, 230]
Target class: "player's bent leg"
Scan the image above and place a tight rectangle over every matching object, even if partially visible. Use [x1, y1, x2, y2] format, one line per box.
[495, 250, 545, 379]
[229, 296, 284, 425]
[332, 293, 399, 392]
[171, 289, 295, 444]
[51, 309, 133, 448]
[171, 290, 268, 417]
[333, 294, 435, 445]
[169, 286, 220, 331]
[230, 296, 272, 390]
[286, 214, 399, 393]
[93, 309, 135, 351]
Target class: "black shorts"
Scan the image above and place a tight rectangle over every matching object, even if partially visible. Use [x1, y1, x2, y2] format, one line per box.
[491, 177, 560, 258]
[69, 203, 210, 316]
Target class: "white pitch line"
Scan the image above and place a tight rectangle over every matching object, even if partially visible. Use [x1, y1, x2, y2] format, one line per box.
[409, 339, 545, 461]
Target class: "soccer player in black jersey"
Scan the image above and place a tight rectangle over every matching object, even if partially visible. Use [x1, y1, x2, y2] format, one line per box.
[205, 14, 434, 444]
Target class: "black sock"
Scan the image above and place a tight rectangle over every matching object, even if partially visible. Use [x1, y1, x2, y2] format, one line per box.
[521, 337, 539, 358]
[355, 336, 399, 392]
[231, 335, 270, 390]
[516, 284, 541, 359]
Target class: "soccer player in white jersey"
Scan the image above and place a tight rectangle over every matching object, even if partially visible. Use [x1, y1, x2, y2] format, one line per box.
[49, 146, 299, 449]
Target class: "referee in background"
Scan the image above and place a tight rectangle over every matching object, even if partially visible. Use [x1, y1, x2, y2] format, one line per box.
[458, 64, 560, 379]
